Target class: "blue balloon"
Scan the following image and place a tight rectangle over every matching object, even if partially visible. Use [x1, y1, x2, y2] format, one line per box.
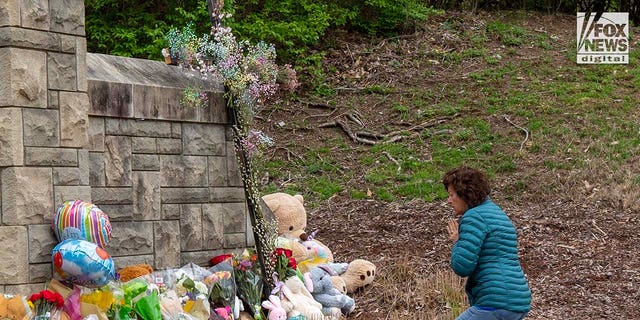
[52, 239, 115, 288]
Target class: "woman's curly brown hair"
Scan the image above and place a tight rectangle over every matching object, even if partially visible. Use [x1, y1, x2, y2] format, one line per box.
[442, 166, 491, 209]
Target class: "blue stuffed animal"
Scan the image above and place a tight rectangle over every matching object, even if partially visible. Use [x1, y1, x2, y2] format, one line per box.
[308, 265, 355, 316]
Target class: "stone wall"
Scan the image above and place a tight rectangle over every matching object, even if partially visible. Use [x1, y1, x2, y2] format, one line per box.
[0, 0, 251, 295]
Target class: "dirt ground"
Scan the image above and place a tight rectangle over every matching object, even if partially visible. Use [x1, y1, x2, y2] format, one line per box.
[256, 11, 640, 320]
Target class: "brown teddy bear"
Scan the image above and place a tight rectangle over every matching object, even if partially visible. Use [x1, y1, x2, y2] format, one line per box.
[261, 192, 376, 292]
[0, 294, 30, 320]
[118, 263, 154, 282]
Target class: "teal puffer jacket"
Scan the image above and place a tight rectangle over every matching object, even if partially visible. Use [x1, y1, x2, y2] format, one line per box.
[451, 198, 531, 313]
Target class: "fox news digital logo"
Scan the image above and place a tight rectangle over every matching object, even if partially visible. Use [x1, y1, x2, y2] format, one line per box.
[577, 12, 629, 64]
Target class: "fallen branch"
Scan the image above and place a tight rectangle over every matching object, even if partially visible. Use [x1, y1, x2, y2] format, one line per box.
[297, 100, 337, 110]
[382, 151, 401, 172]
[503, 115, 529, 152]
[319, 120, 377, 145]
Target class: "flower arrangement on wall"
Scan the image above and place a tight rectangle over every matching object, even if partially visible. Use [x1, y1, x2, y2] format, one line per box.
[163, 0, 298, 295]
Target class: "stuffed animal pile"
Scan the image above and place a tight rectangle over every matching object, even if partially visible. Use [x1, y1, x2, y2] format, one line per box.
[261, 192, 376, 319]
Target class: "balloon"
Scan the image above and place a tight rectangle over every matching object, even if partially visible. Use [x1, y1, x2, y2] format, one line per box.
[53, 200, 112, 248]
[52, 238, 116, 288]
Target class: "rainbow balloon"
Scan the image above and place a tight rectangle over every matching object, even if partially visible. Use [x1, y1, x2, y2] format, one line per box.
[53, 200, 112, 248]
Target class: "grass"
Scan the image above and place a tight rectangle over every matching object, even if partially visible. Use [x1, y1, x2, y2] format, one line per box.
[252, 11, 640, 319]
[260, 10, 640, 217]
[368, 257, 468, 319]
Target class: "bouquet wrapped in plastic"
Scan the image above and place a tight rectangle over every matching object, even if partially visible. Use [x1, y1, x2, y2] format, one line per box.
[206, 259, 237, 320]
[232, 249, 264, 320]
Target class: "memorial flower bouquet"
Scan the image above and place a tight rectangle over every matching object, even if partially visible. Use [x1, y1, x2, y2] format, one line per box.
[28, 290, 64, 320]
[233, 249, 264, 320]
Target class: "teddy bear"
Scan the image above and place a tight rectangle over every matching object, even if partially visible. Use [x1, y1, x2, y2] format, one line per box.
[340, 259, 376, 293]
[0, 294, 30, 320]
[261, 192, 376, 292]
[118, 263, 154, 282]
[308, 265, 355, 317]
[262, 193, 333, 272]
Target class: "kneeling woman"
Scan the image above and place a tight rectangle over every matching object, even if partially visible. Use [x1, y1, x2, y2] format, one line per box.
[443, 166, 531, 320]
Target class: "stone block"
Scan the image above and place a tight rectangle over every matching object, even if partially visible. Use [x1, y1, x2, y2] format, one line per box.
[88, 81, 133, 117]
[76, 37, 87, 91]
[224, 233, 246, 249]
[30, 263, 52, 283]
[54, 186, 91, 208]
[3, 283, 45, 297]
[154, 221, 180, 269]
[161, 204, 180, 220]
[109, 222, 153, 256]
[202, 203, 224, 250]
[60, 34, 76, 52]
[78, 149, 89, 185]
[0, 226, 28, 284]
[221, 202, 247, 233]
[104, 135, 132, 186]
[0, 27, 60, 51]
[133, 85, 197, 121]
[59, 91, 89, 148]
[180, 204, 202, 251]
[171, 122, 181, 138]
[160, 155, 207, 187]
[180, 251, 219, 267]
[227, 144, 243, 187]
[246, 213, 255, 247]
[0, 48, 46, 107]
[133, 172, 160, 220]
[156, 138, 182, 154]
[182, 123, 226, 155]
[201, 92, 228, 124]
[25, 147, 77, 166]
[112, 255, 154, 269]
[0, 0, 20, 26]
[0, 108, 23, 166]
[88, 117, 105, 151]
[95, 204, 132, 221]
[28, 224, 57, 263]
[91, 187, 133, 205]
[105, 118, 171, 137]
[23, 108, 60, 147]
[132, 154, 160, 171]
[1, 167, 52, 225]
[208, 156, 227, 186]
[48, 90, 59, 109]
[209, 187, 246, 203]
[132, 137, 156, 153]
[48, 52, 77, 90]
[89, 152, 105, 186]
[21, 0, 50, 30]
[53, 167, 81, 185]
[161, 188, 209, 204]
[50, 0, 85, 35]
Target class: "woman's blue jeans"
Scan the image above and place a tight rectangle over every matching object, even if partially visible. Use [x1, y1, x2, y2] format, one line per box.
[456, 306, 528, 320]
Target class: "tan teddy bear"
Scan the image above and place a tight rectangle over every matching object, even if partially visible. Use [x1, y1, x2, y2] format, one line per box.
[261, 192, 376, 292]
[262, 192, 333, 269]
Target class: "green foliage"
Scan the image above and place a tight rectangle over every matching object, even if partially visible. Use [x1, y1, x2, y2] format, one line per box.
[85, 0, 210, 59]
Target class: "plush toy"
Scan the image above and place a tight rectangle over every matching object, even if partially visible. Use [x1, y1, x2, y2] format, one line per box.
[308, 265, 355, 316]
[341, 259, 376, 293]
[262, 192, 376, 292]
[262, 193, 334, 273]
[118, 263, 154, 283]
[280, 276, 324, 320]
[0, 294, 31, 320]
[261, 295, 287, 320]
